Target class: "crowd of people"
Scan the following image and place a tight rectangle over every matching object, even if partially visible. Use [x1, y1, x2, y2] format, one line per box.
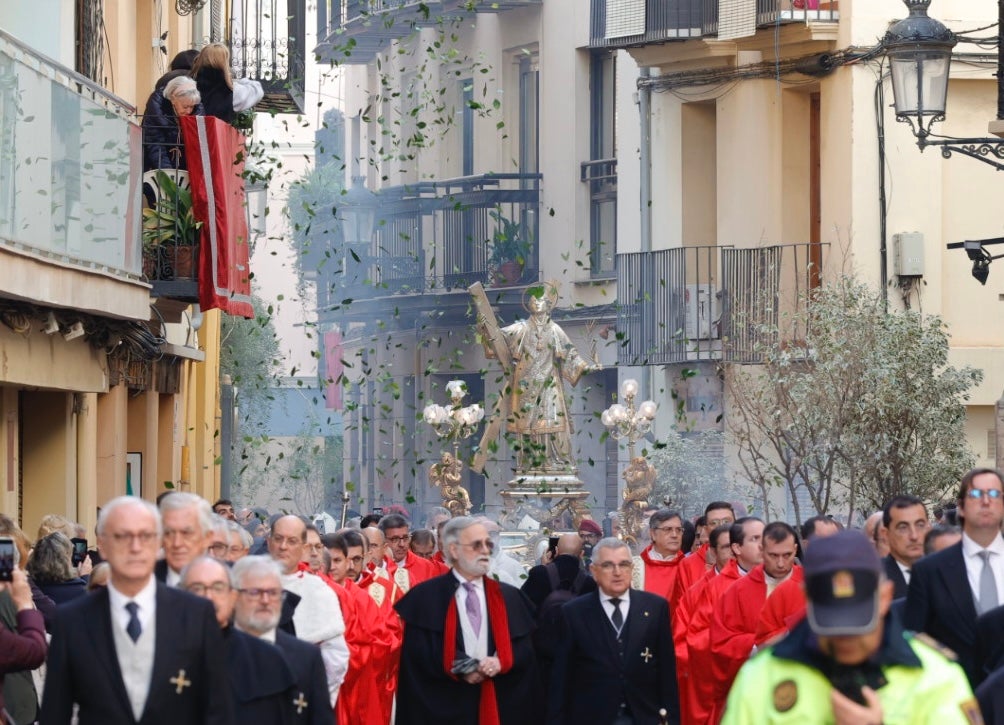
[2, 468, 1004, 723]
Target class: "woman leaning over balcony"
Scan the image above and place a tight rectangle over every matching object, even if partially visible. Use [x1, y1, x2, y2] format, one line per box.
[191, 42, 263, 124]
[141, 75, 203, 172]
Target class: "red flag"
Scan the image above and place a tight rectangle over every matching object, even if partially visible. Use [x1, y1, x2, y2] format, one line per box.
[323, 329, 344, 410]
[180, 115, 253, 318]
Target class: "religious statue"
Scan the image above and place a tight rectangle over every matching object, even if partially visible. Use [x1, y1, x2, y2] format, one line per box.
[472, 281, 601, 476]
[620, 456, 656, 546]
[430, 451, 471, 516]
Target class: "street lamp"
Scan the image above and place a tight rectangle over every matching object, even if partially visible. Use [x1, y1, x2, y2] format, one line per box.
[883, 0, 1004, 169]
[339, 176, 376, 289]
[601, 378, 657, 459]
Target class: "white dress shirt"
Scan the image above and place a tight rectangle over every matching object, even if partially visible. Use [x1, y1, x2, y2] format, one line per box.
[453, 570, 489, 659]
[896, 559, 912, 586]
[962, 531, 1004, 605]
[599, 589, 631, 633]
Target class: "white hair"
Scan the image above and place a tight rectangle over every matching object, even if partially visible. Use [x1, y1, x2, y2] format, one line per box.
[159, 492, 214, 535]
[164, 75, 200, 104]
[97, 496, 162, 538]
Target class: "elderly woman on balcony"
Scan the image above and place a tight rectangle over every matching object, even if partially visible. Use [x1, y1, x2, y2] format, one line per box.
[141, 75, 203, 172]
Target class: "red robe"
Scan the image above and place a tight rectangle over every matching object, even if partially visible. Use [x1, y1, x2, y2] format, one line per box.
[335, 580, 396, 725]
[754, 574, 807, 647]
[673, 567, 717, 725]
[709, 565, 804, 721]
[636, 545, 685, 601]
[386, 549, 441, 596]
[686, 559, 741, 725]
[672, 543, 712, 610]
[356, 568, 402, 723]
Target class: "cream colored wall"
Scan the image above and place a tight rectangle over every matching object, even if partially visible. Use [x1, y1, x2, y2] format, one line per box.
[20, 392, 75, 539]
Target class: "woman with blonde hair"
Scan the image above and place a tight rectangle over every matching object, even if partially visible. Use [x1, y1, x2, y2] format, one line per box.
[191, 42, 263, 123]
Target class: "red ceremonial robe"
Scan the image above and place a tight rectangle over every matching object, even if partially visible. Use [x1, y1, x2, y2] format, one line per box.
[336, 580, 395, 725]
[386, 549, 441, 595]
[672, 543, 712, 611]
[638, 546, 685, 601]
[673, 567, 717, 725]
[709, 564, 804, 722]
[686, 559, 741, 725]
[754, 574, 807, 647]
[356, 568, 402, 723]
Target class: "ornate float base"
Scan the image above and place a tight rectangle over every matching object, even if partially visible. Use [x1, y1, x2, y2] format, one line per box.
[499, 474, 592, 531]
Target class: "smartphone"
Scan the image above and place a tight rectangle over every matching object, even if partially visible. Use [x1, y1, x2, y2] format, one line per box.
[547, 535, 559, 559]
[70, 537, 89, 567]
[0, 536, 15, 582]
[372, 507, 384, 515]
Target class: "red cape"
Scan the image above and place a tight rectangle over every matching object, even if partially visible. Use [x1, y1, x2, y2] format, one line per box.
[638, 545, 685, 601]
[754, 573, 807, 647]
[673, 566, 718, 725]
[686, 559, 741, 725]
[672, 543, 712, 610]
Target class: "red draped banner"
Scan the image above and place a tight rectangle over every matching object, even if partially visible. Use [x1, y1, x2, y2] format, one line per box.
[180, 115, 253, 319]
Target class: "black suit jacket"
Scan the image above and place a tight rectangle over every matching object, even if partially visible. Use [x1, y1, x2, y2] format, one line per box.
[904, 541, 982, 686]
[883, 555, 910, 600]
[520, 555, 597, 610]
[547, 589, 680, 725]
[274, 629, 331, 725]
[394, 572, 542, 725]
[224, 628, 296, 724]
[974, 603, 1004, 680]
[40, 582, 232, 725]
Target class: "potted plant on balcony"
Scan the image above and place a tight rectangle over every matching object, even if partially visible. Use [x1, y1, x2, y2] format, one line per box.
[142, 170, 203, 280]
[487, 207, 532, 286]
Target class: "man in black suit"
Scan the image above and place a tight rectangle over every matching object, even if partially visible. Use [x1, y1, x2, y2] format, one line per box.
[521, 533, 597, 609]
[155, 492, 213, 586]
[548, 537, 680, 725]
[905, 467, 1004, 687]
[395, 516, 541, 725]
[40, 496, 231, 725]
[880, 494, 929, 599]
[232, 555, 330, 725]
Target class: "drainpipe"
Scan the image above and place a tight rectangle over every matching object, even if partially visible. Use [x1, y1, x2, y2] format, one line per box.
[639, 66, 653, 399]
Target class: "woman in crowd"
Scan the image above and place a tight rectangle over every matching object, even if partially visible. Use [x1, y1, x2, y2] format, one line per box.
[142, 75, 202, 171]
[190, 42, 263, 123]
[26, 532, 87, 606]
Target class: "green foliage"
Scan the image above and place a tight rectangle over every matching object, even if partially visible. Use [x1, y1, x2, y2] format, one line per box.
[141, 170, 202, 248]
[220, 294, 283, 439]
[486, 207, 532, 267]
[649, 430, 734, 518]
[727, 276, 981, 525]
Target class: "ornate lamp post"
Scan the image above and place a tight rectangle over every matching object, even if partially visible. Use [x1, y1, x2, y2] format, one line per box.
[423, 380, 485, 515]
[602, 379, 658, 546]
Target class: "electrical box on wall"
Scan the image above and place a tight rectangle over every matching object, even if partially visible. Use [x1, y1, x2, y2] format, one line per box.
[893, 232, 925, 277]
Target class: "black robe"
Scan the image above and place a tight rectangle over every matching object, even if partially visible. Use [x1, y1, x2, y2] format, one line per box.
[394, 573, 543, 725]
[223, 627, 297, 724]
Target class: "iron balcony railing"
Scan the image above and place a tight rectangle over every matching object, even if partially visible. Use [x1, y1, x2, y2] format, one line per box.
[336, 173, 541, 302]
[0, 28, 141, 278]
[616, 242, 826, 365]
[316, 0, 542, 65]
[229, 0, 307, 114]
[591, 0, 838, 47]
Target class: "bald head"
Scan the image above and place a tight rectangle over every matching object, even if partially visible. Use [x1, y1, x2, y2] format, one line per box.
[556, 533, 583, 557]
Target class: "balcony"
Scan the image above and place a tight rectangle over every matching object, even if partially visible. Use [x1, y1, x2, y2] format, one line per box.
[0, 29, 141, 280]
[325, 173, 541, 310]
[316, 0, 542, 65]
[229, 0, 307, 113]
[589, 0, 837, 48]
[616, 242, 826, 365]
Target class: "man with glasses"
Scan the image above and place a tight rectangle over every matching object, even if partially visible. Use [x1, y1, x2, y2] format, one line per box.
[906, 468, 1004, 687]
[548, 537, 680, 724]
[672, 502, 736, 610]
[379, 513, 439, 596]
[881, 495, 930, 599]
[206, 514, 231, 562]
[632, 508, 687, 601]
[180, 556, 297, 722]
[156, 492, 214, 586]
[268, 515, 350, 708]
[233, 556, 330, 725]
[41, 496, 231, 724]
[395, 516, 540, 724]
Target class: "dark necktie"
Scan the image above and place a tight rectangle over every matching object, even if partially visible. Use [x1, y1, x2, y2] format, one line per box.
[610, 597, 624, 632]
[125, 601, 142, 643]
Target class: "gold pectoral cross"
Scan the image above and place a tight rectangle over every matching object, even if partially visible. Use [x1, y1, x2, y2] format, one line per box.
[641, 647, 654, 663]
[170, 668, 192, 694]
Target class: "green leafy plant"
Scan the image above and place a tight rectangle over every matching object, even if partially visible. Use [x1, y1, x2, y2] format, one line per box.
[141, 170, 203, 248]
[486, 207, 532, 267]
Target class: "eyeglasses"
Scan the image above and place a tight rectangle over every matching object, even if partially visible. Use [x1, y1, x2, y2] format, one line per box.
[653, 526, 683, 535]
[186, 582, 230, 596]
[207, 543, 229, 555]
[706, 518, 733, 527]
[238, 587, 284, 601]
[966, 489, 1003, 500]
[461, 539, 495, 552]
[107, 532, 158, 546]
[596, 561, 632, 572]
[387, 535, 412, 545]
[270, 534, 304, 547]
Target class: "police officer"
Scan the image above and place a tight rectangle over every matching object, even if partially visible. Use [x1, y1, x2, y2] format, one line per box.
[721, 529, 980, 725]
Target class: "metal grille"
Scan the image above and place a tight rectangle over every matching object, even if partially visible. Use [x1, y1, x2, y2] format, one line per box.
[717, 0, 755, 39]
[606, 0, 647, 38]
[720, 246, 781, 363]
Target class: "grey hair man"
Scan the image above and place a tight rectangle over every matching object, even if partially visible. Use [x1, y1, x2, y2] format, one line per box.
[158, 492, 214, 587]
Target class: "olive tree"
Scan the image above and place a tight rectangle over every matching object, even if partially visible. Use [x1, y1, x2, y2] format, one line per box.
[727, 276, 981, 525]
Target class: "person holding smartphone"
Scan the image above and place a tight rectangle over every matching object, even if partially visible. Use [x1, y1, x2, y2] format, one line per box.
[0, 543, 47, 722]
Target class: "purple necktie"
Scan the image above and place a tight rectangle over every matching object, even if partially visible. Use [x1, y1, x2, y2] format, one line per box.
[462, 581, 482, 636]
